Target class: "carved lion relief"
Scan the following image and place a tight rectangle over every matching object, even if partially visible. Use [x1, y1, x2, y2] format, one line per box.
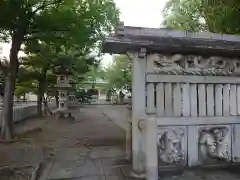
[157, 127, 186, 164]
[198, 126, 230, 161]
[148, 54, 240, 76]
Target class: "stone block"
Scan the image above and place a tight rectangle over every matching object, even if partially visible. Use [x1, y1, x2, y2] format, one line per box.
[188, 125, 231, 167]
[157, 126, 187, 167]
[48, 160, 105, 179]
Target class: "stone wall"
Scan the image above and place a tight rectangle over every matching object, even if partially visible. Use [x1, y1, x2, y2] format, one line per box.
[102, 23, 240, 179]
[144, 53, 240, 170]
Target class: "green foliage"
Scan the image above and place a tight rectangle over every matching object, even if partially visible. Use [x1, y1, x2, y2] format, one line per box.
[104, 55, 131, 91]
[9, 0, 120, 98]
[0, 0, 119, 43]
[16, 41, 101, 100]
[79, 62, 105, 87]
[163, 0, 240, 34]
[163, 0, 206, 31]
[1, 0, 120, 97]
[0, 0, 120, 140]
[8, 0, 120, 98]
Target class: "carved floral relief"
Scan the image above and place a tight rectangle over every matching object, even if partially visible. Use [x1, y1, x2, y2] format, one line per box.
[148, 54, 240, 76]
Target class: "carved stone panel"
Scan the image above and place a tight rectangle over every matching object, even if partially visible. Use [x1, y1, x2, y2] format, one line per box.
[232, 124, 240, 162]
[198, 125, 231, 164]
[157, 126, 187, 167]
[147, 54, 240, 76]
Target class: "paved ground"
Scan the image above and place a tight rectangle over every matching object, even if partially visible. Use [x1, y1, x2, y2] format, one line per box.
[99, 105, 130, 131]
[46, 107, 127, 180]
[2, 105, 240, 179]
[0, 107, 127, 180]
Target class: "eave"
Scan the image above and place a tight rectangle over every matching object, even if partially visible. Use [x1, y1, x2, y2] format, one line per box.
[102, 24, 240, 57]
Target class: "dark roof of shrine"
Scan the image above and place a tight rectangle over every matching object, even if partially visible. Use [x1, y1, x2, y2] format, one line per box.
[102, 22, 240, 57]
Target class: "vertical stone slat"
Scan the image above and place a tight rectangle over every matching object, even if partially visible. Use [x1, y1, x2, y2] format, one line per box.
[215, 84, 223, 116]
[232, 124, 240, 162]
[190, 84, 198, 117]
[165, 83, 173, 116]
[198, 84, 206, 116]
[146, 83, 155, 113]
[156, 83, 165, 117]
[237, 85, 240, 115]
[206, 84, 214, 116]
[223, 84, 230, 116]
[230, 84, 237, 116]
[182, 83, 190, 117]
[173, 83, 182, 117]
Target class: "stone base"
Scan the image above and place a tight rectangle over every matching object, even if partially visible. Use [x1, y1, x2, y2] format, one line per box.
[121, 163, 240, 180]
[121, 166, 146, 179]
[58, 112, 75, 121]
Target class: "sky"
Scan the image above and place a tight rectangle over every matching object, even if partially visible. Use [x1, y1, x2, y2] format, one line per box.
[0, 0, 168, 65]
[103, 0, 168, 67]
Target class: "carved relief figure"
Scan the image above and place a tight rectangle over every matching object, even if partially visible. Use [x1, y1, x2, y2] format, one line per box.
[153, 54, 184, 74]
[157, 128, 185, 164]
[149, 53, 240, 76]
[199, 127, 229, 161]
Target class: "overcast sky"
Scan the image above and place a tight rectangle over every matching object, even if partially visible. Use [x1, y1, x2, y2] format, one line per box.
[103, 0, 167, 67]
[0, 0, 168, 65]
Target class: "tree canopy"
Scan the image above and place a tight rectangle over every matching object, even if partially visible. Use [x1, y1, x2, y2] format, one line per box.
[163, 0, 240, 34]
[0, 0, 119, 140]
[104, 55, 131, 92]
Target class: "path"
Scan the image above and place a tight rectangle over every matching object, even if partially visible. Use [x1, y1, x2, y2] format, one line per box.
[2, 105, 240, 180]
[0, 107, 127, 180]
[47, 107, 127, 180]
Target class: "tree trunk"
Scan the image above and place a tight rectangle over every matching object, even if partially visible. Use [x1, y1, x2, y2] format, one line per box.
[1, 74, 15, 140]
[1, 33, 23, 141]
[23, 93, 26, 101]
[43, 97, 52, 116]
[37, 71, 48, 117]
[55, 95, 59, 108]
[37, 95, 43, 117]
[54, 90, 59, 108]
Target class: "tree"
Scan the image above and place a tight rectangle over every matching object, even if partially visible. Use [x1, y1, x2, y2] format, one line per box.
[163, 0, 240, 34]
[0, 58, 9, 96]
[21, 41, 60, 117]
[0, 72, 5, 97]
[81, 62, 106, 88]
[0, 0, 119, 140]
[17, 41, 98, 117]
[104, 55, 131, 92]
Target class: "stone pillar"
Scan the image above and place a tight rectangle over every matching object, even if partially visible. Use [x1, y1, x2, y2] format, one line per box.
[126, 105, 132, 161]
[130, 48, 147, 178]
[58, 90, 68, 110]
[146, 117, 158, 180]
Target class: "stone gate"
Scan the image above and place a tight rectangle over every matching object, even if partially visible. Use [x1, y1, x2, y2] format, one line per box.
[102, 22, 240, 179]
